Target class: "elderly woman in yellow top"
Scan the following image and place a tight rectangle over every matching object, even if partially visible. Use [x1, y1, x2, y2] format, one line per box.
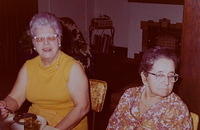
[0, 12, 90, 130]
[107, 46, 192, 129]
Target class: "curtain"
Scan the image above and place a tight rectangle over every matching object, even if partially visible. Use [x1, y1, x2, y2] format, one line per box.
[0, 0, 38, 73]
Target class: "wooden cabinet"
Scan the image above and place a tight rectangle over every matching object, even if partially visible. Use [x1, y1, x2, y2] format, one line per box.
[140, 18, 182, 53]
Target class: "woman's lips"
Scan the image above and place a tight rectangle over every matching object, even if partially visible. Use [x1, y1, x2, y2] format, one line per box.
[42, 48, 52, 52]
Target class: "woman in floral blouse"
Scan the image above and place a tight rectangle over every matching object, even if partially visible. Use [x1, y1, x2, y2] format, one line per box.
[107, 46, 192, 130]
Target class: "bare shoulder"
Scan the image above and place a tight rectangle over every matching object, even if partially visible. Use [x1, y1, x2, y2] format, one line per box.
[67, 62, 89, 105]
[9, 64, 28, 105]
[19, 64, 28, 75]
[71, 61, 85, 72]
[68, 62, 88, 90]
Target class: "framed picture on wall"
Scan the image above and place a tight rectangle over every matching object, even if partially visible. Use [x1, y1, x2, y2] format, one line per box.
[128, 0, 184, 5]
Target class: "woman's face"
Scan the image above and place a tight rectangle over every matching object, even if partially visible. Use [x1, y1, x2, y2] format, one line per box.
[32, 25, 61, 61]
[142, 57, 176, 98]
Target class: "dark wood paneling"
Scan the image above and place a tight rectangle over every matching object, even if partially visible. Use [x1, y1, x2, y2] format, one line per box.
[0, 0, 38, 72]
[179, 0, 200, 124]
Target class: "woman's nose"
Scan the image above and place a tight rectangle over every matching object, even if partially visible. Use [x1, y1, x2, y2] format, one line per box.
[163, 76, 170, 85]
[43, 38, 49, 45]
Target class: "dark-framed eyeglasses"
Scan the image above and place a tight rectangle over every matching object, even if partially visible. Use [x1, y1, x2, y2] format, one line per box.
[33, 34, 59, 43]
[147, 71, 179, 82]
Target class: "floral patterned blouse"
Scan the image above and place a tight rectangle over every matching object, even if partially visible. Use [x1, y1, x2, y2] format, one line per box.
[107, 86, 192, 130]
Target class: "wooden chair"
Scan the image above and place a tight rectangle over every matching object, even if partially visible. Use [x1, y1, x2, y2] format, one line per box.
[89, 79, 107, 130]
[190, 112, 199, 130]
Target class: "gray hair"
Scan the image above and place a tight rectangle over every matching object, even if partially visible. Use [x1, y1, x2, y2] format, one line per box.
[29, 12, 62, 37]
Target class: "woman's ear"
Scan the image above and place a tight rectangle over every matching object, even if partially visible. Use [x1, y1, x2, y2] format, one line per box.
[141, 72, 148, 86]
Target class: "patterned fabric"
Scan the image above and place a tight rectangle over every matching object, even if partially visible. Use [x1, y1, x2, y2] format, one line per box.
[25, 51, 88, 129]
[107, 86, 192, 130]
[89, 79, 107, 112]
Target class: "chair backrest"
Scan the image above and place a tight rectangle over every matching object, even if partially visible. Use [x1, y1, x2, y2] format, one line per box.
[190, 112, 199, 130]
[89, 79, 107, 112]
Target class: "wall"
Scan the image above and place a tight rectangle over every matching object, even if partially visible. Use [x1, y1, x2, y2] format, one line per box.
[38, 0, 89, 40]
[38, 0, 183, 58]
[94, 0, 183, 58]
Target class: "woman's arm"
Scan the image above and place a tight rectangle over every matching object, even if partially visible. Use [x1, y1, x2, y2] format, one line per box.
[5, 65, 27, 110]
[55, 63, 90, 130]
[0, 65, 28, 119]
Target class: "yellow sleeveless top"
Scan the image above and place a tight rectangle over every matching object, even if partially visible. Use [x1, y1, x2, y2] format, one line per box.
[25, 51, 88, 129]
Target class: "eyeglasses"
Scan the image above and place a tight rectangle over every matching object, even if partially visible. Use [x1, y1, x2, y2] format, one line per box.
[147, 71, 179, 82]
[33, 34, 58, 43]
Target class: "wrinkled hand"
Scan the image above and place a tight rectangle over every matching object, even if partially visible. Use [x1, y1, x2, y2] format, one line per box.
[0, 100, 9, 120]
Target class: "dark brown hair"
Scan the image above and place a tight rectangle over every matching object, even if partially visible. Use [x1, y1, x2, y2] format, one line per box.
[139, 46, 179, 76]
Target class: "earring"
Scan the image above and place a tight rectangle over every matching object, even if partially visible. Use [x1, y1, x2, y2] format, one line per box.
[59, 43, 61, 47]
[33, 47, 36, 50]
